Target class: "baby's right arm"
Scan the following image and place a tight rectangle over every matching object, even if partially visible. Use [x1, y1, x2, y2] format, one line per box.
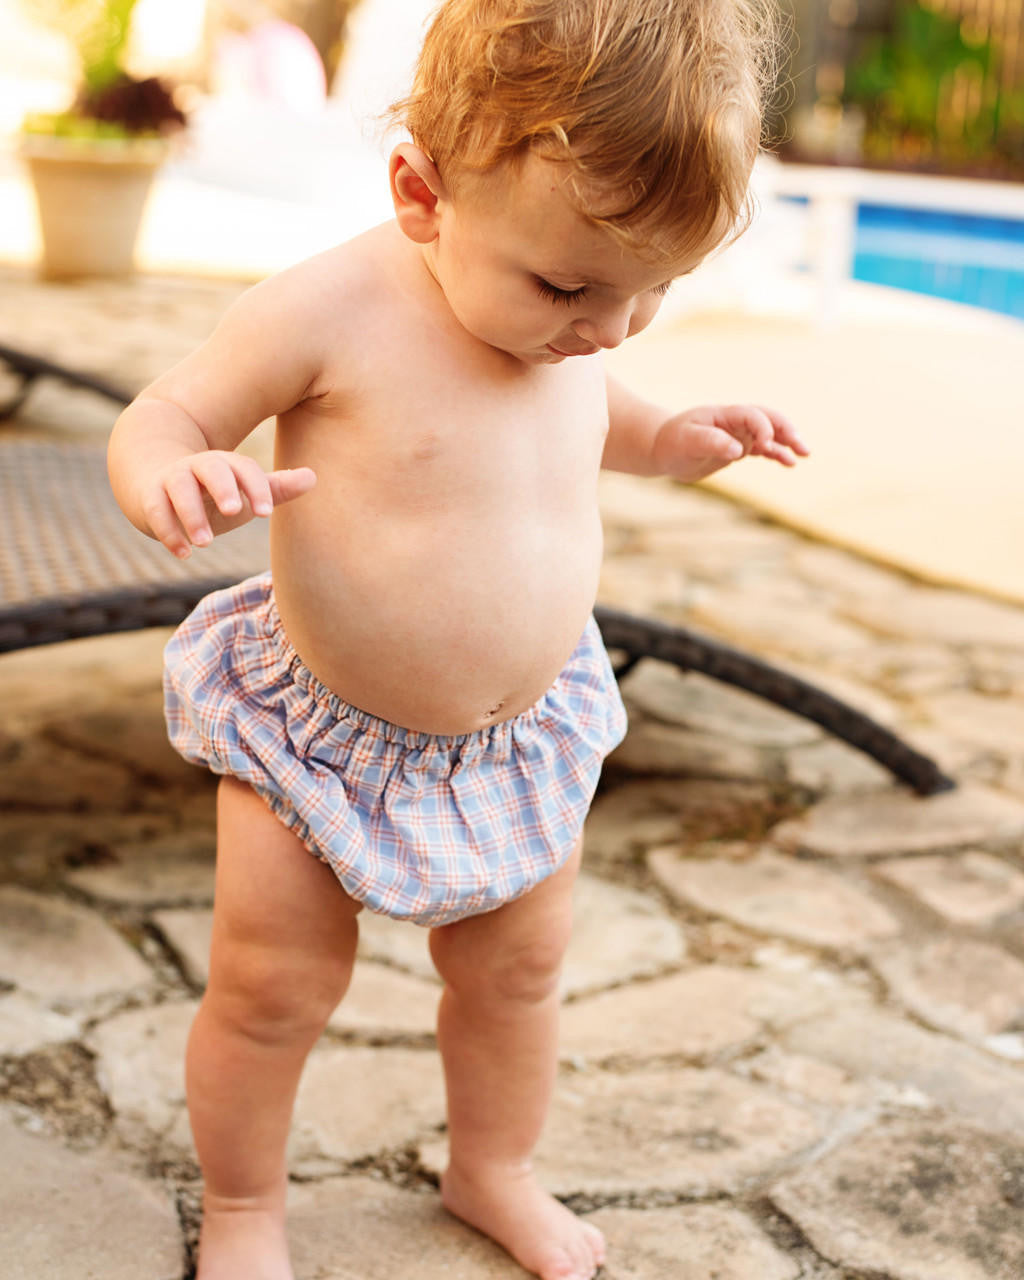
[107, 268, 325, 559]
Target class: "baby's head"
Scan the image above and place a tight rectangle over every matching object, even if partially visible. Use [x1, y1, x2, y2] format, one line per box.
[390, 0, 780, 265]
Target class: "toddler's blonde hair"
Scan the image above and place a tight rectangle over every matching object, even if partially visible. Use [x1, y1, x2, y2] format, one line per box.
[389, 0, 781, 262]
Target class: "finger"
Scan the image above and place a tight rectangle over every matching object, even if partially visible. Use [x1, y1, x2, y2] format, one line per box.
[757, 406, 811, 455]
[190, 453, 246, 518]
[757, 440, 799, 467]
[141, 488, 193, 559]
[163, 470, 215, 547]
[267, 466, 317, 506]
[720, 404, 775, 453]
[673, 424, 744, 460]
[225, 454, 276, 518]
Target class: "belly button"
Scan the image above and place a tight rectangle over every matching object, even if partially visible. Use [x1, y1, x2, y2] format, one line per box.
[485, 700, 505, 718]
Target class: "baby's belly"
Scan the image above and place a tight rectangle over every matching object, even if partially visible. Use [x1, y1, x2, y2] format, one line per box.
[270, 510, 604, 735]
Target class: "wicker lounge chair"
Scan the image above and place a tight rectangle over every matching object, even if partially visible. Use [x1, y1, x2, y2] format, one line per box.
[0, 342, 954, 796]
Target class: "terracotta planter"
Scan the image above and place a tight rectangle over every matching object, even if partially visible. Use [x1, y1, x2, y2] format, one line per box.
[19, 134, 169, 279]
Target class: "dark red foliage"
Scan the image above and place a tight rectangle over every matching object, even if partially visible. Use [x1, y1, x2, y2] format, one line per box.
[76, 75, 187, 135]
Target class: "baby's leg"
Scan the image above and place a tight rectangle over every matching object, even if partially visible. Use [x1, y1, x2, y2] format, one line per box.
[187, 777, 361, 1280]
[428, 840, 604, 1280]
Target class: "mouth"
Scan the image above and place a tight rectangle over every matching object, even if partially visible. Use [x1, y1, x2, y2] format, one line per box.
[546, 343, 599, 358]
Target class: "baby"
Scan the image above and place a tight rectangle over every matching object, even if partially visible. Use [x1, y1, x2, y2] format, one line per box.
[108, 1, 805, 1276]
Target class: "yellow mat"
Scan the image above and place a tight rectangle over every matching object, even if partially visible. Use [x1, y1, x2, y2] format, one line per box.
[606, 298, 1024, 605]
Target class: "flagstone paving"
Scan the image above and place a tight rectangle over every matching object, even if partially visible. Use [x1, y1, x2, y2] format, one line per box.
[2, 267, 1024, 1277]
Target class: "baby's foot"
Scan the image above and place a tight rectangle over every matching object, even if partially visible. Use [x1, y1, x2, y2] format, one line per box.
[441, 1161, 605, 1280]
[195, 1199, 293, 1280]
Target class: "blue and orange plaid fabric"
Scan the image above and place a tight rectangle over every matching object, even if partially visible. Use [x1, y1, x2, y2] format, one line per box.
[164, 574, 627, 925]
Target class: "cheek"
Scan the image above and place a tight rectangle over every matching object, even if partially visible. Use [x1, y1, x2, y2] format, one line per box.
[628, 296, 662, 337]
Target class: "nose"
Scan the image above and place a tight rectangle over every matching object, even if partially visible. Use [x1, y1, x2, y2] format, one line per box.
[572, 303, 635, 350]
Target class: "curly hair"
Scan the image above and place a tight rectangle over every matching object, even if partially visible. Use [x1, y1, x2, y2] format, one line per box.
[387, 0, 782, 261]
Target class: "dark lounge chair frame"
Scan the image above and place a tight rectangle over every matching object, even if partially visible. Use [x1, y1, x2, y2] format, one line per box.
[0, 343, 955, 796]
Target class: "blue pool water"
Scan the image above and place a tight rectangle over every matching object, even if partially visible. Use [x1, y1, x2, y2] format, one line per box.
[852, 203, 1024, 320]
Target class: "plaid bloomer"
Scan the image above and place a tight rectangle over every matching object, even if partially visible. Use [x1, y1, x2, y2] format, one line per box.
[163, 573, 627, 926]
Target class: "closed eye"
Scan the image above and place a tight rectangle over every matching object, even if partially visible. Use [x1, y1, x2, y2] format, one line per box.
[535, 278, 589, 306]
[652, 281, 674, 297]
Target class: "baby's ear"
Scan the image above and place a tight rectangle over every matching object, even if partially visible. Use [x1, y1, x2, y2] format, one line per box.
[389, 144, 447, 243]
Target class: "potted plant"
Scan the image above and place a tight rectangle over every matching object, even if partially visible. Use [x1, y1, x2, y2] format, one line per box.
[19, 0, 187, 278]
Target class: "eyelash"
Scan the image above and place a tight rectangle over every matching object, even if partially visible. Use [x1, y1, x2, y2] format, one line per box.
[535, 279, 588, 306]
[534, 278, 674, 305]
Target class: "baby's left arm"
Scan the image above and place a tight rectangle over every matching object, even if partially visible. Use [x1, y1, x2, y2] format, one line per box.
[602, 372, 809, 482]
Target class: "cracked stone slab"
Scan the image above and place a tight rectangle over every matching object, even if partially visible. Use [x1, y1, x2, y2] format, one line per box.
[87, 1000, 197, 1151]
[608, 718, 770, 782]
[771, 783, 1024, 858]
[0, 810, 178, 883]
[42, 689, 200, 784]
[356, 912, 437, 981]
[0, 737, 135, 811]
[561, 873, 686, 996]
[921, 689, 1024, 754]
[327, 962, 440, 1036]
[420, 1067, 821, 1197]
[638, 523, 797, 580]
[999, 756, 1024, 801]
[790, 542, 907, 601]
[841, 587, 1024, 648]
[597, 471, 731, 529]
[65, 830, 216, 905]
[649, 847, 900, 949]
[290, 1045, 445, 1172]
[784, 737, 892, 793]
[560, 965, 840, 1064]
[288, 1175, 527, 1278]
[687, 591, 871, 662]
[0, 992, 81, 1056]
[598, 555, 691, 613]
[586, 1205, 800, 1280]
[0, 887, 152, 1003]
[741, 1047, 861, 1107]
[621, 663, 820, 748]
[772, 1115, 1024, 1280]
[587, 778, 786, 869]
[0, 628, 171, 726]
[873, 851, 1024, 925]
[782, 1006, 1024, 1135]
[583, 782, 696, 868]
[844, 638, 968, 697]
[870, 937, 1024, 1040]
[0, 1111, 182, 1279]
[152, 907, 213, 987]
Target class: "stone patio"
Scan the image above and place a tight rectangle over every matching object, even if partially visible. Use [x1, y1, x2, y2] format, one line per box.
[2, 264, 1024, 1278]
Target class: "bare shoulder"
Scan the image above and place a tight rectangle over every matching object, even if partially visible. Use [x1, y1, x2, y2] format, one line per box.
[131, 227, 403, 433]
[242, 224, 410, 366]
[232, 227, 390, 336]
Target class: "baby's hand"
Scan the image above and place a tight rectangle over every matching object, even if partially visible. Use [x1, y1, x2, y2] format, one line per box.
[142, 450, 317, 559]
[654, 404, 809, 483]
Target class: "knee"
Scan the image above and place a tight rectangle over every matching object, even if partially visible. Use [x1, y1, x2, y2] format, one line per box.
[431, 917, 572, 1007]
[492, 936, 569, 1005]
[206, 941, 352, 1045]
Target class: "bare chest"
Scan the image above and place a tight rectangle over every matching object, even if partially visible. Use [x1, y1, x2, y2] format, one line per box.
[277, 336, 608, 517]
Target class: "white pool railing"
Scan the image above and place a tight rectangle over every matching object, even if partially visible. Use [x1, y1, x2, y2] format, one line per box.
[750, 157, 1024, 327]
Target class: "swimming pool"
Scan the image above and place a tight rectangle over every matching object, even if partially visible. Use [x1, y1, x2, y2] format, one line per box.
[852, 203, 1024, 321]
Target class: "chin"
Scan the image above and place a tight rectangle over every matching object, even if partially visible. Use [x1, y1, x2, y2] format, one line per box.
[493, 342, 561, 365]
